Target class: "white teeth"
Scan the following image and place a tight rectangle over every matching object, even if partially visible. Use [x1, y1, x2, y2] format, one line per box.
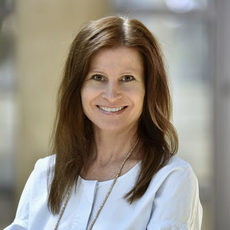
[99, 106, 125, 112]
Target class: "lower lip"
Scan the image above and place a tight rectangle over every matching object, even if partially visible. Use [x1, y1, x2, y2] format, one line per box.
[97, 106, 127, 115]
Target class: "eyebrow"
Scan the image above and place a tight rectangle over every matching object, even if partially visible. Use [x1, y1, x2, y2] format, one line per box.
[88, 68, 141, 74]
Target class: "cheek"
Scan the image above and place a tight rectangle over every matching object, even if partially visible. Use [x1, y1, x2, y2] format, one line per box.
[81, 85, 99, 112]
[137, 95, 145, 114]
[128, 88, 145, 109]
[80, 87, 90, 112]
[137, 89, 145, 112]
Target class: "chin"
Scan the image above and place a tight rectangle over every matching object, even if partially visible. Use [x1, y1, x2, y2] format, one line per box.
[94, 121, 138, 134]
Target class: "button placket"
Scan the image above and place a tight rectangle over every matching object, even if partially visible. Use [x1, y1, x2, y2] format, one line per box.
[71, 179, 98, 230]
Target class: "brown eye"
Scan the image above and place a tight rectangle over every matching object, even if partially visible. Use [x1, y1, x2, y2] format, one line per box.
[92, 74, 105, 81]
[121, 75, 135, 82]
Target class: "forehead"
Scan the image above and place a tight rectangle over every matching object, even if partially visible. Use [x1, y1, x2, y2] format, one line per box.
[88, 46, 144, 73]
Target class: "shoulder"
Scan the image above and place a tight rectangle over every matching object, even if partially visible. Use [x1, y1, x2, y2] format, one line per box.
[146, 156, 203, 229]
[159, 155, 196, 179]
[149, 155, 199, 193]
[30, 155, 56, 186]
[6, 155, 57, 227]
[164, 155, 194, 171]
[25, 155, 56, 200]
[33, 154, 56, 174]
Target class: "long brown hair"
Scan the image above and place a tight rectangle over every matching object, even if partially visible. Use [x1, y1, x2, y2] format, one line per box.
[48, 16, 178, 214]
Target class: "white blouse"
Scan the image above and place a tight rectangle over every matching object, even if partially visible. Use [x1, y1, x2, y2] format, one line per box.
[4, 155, 203, 230]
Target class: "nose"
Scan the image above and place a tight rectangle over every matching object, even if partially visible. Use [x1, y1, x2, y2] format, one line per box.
[102, 81, 122, 101]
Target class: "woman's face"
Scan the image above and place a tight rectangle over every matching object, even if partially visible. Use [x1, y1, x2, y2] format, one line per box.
[81, 46, 145, 134]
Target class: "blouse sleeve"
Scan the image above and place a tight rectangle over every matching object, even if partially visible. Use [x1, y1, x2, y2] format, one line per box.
[3, 166, 35, 230]
[147, 165, 203, 230]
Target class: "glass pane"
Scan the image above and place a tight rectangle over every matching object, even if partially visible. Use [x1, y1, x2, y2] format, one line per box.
[0, 2, 15, 186]
[110, 0, 209, 10]
[111, 0, 164, 9]
[0, 93, 15, 187]
[0, 1, 16, 227]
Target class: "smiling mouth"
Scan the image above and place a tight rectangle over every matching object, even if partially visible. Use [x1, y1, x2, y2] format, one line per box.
[97, 105, 127, 113]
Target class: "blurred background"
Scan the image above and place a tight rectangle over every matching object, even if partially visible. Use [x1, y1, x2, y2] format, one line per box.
[0, 0, 229, 229]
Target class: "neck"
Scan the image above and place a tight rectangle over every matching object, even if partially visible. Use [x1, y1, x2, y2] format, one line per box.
[91, 127, 139, 167]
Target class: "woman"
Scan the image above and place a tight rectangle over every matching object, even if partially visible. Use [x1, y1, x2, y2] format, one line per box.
[5, 16, 202, 230]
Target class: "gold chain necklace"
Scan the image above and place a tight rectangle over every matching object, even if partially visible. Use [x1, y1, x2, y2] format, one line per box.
[54, 139, 139, 230]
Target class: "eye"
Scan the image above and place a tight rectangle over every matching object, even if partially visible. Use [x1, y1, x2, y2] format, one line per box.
[121, 75, 135, 82]
[91, 74, 105, 81]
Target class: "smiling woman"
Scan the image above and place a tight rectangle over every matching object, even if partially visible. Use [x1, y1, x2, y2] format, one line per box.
[81, 46, 145, 133]
[5, 16, 202, 230]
